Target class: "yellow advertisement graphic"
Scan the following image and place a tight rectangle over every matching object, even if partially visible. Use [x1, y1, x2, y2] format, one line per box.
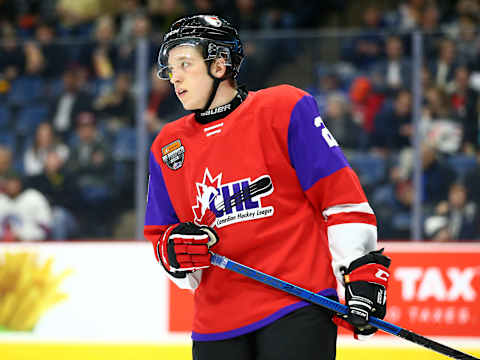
[0, 251, 72, 332]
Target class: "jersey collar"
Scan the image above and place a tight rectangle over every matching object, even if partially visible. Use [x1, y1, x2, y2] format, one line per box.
[194, 87, 248, 124]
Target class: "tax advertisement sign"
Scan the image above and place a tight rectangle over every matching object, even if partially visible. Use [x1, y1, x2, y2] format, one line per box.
[385, 243, 480, 337]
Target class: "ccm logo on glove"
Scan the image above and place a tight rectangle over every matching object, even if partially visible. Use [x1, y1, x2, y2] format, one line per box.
[341, 249, 391, 338]
[375, 269, 390, 282]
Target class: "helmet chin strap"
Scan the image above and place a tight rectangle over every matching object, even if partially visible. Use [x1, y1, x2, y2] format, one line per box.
[196, 61, 229, 113]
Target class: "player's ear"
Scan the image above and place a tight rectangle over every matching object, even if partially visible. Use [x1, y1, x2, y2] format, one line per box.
[211, 57, 227, 79]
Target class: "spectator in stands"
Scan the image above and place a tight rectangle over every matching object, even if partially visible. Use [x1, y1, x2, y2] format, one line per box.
[424, 182, 479, 241]
[426, 144, 458, 203]
[0, 146, 13, 192]
[453, 14, 479, 66]
[50, 66, 94, 141]
[117, 0, 146, 40]
[55, 0, 110, 37]
[371, 147, 417, 239]
[424, 86, 452, 120]
[370, 89, 412, 152]
[443, 0, 480, 38]
[222, 0, 261, 30]
[148, 0, 185, 34]
[420, 2, 444, 59]
[308, 68, 346, 115]
[349, 76, 385, 135]
[34, 21, 69, 79]
[93, 72, 135, 133]
[447, 66, 479, 152]
[291, 0, 345, 29]
[259, 1, 298, 65]
[66, 112, 114, 237]
[421, 86, 461, 153]
[23, 122, 70, 177]
[341, 5, 385, 71]
[26, 151, 79, 240]
[370, 35, 412, 96]
[372, 176, 414, 239]
[117, 12, 156, 73]
[145, 68, 186, 138]
[323, 93, 365, 151]
[0, 171, 52, 241]
[429, 38, 458, 91]
[186, 0, 216, 16]
[465, 151, 480, 206]
[372, 143, 457, 239]
[421, 64, 434, 90]
[384, 0, 425, 31]
[392, 144, 458, 209]
[23, 41, 45, 76]
[0, 24, 26, 82]
[424, 215, 450, 241]
[79, 16, 118, 80]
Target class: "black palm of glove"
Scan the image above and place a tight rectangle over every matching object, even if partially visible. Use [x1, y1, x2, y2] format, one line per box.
[342, 249, 391, 337]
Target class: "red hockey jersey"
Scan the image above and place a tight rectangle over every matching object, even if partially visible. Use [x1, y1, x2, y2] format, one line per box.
[144, 85, 377, 341]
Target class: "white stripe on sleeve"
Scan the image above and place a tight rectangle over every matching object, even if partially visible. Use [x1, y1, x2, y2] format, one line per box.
[322, 202, 374, 219]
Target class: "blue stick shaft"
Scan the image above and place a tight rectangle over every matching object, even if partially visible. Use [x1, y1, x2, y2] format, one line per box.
[210, 252, 479, 360]
[210, 252, 401, 335]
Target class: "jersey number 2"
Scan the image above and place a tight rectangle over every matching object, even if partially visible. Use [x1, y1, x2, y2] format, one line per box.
[314, 116, 339, 148]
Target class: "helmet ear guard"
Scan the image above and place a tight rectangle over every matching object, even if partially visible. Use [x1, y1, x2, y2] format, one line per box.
[206, 43, 233, 68]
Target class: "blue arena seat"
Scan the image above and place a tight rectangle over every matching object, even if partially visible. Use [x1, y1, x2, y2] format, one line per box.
[113, 127, 137, 162]
[16, 105, 49, 136]
[0, 133, 16, 149]
[446, 154, 477, 180]
[7, 77, 45, 106]
[347, 152, 387, 187]
[0, 105, 11, 129]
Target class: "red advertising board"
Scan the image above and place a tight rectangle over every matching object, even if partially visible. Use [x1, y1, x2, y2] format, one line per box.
[169, 242, 480, 337]
[382, 243, 480, 337]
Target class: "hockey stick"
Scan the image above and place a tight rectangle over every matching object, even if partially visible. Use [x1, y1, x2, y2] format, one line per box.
[210, 253, 479, 360]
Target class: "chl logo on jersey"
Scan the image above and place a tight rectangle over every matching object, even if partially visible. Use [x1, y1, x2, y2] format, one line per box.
[192, 168, 274, 228]
[161, 140, 185, 170]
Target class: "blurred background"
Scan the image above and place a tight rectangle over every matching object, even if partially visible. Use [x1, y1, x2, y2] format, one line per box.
[0, 0, 479, 359]
[0, 0, 479, 242]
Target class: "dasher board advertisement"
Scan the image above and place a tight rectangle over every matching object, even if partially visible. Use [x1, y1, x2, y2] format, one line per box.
[0, 241, 479, 342]
[0, 242, 188, 342]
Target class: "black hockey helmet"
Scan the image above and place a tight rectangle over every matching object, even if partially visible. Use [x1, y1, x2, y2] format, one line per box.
[157, 15, 244, 80]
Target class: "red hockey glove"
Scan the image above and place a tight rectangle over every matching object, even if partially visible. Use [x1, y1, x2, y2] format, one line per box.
[158, 222, 218, 278]
[341, 249, 391, 337]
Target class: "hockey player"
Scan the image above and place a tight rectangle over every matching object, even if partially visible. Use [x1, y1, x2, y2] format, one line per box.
[144, 15, 391, 360]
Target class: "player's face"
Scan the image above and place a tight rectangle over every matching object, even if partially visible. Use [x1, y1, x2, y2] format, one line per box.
[168, 45, 212, 110]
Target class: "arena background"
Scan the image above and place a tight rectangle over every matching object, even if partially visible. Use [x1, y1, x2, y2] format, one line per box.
[0, 0, 480, 359]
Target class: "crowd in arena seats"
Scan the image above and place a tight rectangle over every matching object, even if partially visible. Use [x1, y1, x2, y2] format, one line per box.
[0, 0, 479, 240]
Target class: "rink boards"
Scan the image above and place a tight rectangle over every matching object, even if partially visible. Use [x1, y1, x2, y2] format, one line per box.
[0, 242, 479, 359]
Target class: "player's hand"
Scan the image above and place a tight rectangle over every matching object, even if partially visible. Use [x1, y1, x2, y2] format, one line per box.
[158, 222, 218, 278]
[342, 249, 391, 337]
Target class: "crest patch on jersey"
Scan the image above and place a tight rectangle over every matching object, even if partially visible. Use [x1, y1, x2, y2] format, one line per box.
[192, 168, 274, 228]
[161, 139, 185, 170]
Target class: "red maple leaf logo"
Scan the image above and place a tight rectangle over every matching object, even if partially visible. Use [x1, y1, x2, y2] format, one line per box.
[192, 168, 222, 224]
